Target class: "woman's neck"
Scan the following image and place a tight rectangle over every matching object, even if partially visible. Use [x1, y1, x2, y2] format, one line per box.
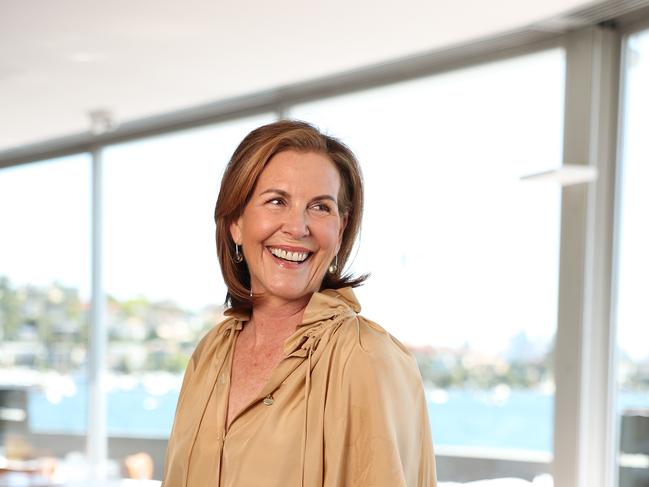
[247, 294, 312, 346]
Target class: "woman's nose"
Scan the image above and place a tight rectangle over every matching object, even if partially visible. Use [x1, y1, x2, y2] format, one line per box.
[282, 207, 310, 238]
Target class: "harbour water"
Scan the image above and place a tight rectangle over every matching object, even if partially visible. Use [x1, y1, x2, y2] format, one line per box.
[25, 375, 649, 453]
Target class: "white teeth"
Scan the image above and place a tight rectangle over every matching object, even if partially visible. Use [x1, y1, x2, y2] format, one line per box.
[269, 247, 310, 262]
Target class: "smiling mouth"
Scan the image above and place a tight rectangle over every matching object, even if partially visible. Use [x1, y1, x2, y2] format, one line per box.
[267, 246, 312, 263]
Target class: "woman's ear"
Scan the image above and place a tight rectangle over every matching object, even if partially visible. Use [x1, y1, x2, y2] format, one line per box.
[337, 213, 348, 251]
[230, 218, 242, 245]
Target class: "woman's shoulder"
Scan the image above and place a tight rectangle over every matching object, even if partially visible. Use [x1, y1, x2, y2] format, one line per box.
[327, 312, 427, 410]
[320, 287, 413, 359]
[333, 312, 420, 379]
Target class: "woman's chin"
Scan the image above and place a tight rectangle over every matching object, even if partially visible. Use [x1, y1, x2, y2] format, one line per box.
[255, 283, 319, 304]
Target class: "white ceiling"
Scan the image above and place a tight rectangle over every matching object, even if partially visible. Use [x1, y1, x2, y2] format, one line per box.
[0, 0, 600, 152]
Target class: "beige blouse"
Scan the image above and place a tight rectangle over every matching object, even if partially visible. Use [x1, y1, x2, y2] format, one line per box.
[162, 287, 437, 486]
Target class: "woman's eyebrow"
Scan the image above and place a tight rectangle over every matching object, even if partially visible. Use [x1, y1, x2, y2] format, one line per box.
[259, 188, 289, 197]
[259, 188, 336, 203]
[311, 195, 337, 203]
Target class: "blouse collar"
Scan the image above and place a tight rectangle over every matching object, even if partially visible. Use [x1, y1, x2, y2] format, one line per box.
[223, 287, 360, 324]
[222, 287, 361, 355]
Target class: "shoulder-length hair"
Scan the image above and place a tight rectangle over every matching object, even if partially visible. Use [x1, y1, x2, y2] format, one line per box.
[214, 119, 367, 310]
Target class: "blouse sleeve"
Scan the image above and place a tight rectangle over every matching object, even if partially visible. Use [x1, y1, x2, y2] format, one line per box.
[323, 319, 437, 487]
[161, 349, 198, 487]
[161, 324, 219, 486]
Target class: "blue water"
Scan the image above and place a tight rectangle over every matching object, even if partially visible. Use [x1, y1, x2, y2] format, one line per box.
[428, 390, 553, 451]
[27, 382, 649, 453]
[28, 382, 179, 438]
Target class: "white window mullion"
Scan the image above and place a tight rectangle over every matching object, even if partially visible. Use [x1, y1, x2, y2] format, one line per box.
[87, 146, 109, 480]
[553, 25, 621, 487]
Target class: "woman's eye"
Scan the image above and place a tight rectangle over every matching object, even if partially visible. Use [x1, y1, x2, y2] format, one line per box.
[267, 198, 284, 206]
[311, 203, 332, 213]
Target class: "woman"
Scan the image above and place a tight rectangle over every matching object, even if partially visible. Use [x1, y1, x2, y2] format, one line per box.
[162, 120, 436, 486]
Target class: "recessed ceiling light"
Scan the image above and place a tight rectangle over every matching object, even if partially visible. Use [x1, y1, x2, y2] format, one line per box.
[88, 109, 117, 135]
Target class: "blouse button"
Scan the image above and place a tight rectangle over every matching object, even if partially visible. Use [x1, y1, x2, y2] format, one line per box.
[263, 395, 274, 406]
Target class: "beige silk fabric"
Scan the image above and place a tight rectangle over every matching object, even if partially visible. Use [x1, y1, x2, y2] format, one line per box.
[162, 287, 437, 487]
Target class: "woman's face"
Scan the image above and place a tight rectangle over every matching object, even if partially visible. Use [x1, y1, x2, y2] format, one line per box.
[230, 150, 347, 306]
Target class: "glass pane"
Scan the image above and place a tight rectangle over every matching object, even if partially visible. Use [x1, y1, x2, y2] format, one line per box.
[289, 49, 564, 482]
[102, 114, 275, 478]
[0, 155, 91, 478]
[615, 29, 649, 487]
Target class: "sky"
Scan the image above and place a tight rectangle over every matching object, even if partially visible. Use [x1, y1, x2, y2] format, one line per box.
[1, 43, 647, 361]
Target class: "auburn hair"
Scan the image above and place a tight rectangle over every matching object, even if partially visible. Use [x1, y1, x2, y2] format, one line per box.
[214, 119, 367, 310]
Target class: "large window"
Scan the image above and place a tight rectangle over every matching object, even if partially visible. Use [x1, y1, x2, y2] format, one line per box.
[0, 155, 91, 456]
[290, 49, 565, 466]
[615, 27, 649, 487]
